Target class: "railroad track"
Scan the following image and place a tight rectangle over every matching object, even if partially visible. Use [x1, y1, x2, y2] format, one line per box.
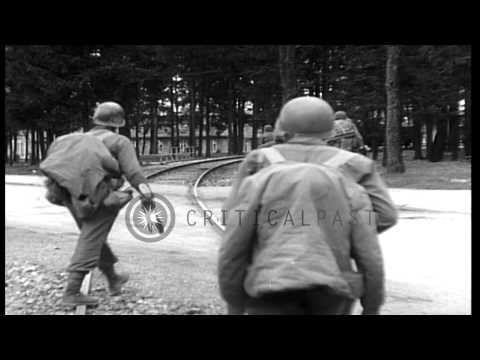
[75, 155, 243, 315]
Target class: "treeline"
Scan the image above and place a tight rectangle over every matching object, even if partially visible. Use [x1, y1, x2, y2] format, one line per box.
[5, 45, 471, 166]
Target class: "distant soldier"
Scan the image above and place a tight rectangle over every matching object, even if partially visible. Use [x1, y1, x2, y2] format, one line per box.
[261, 125, 274, 144]
[41, 102, 154, 307]
[257, 122, 293, 149]
[329, 111, 365, 153]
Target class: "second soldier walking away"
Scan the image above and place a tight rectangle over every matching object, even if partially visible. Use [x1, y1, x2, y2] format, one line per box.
[40, 102, 154, 307]
[328, 110, 365, 153]
[226, 98, 397, 234]
[219, 96, 398, 315]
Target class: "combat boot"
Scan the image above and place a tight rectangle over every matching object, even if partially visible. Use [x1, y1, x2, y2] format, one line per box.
[62, 271, 99, 307]
[100, 264, 129, 296]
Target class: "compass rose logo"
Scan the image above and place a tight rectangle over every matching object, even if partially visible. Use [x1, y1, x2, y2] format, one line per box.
[125, 193, 175, 242]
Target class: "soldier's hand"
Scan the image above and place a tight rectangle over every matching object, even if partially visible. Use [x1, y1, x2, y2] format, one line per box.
[138, 183, 153, 201]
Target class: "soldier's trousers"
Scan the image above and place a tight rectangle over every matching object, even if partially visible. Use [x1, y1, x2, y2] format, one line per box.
[244, 287, 354, 315]
[66, 203, 120, 273]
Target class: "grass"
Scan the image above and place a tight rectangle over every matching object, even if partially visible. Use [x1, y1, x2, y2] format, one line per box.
[5, 162, 40, 175]
[5, 150, 471, 190]
[376, 151, 471, 189]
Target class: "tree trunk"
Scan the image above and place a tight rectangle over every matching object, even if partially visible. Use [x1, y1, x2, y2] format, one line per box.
[13, 132, 18, 163]
[238, 100, 245, 154]
[173, 84, 180, 149]
[198, 92, 204, 157]
[169, 86, 176, 153]
[232, 98, 239, 154]
[7, 132, 13, 165]
[25, 130, 29, 163]
[135, 123, 140, 158]
[47, 128, 54, 148]
[142, 125, 147, 155]
[425, 116, 433, 160]
[30, 128, 37, 165]
[385, 45, 405, 173]
[205, 97, 211, 158]
[279, 45, 297, 104]
[39, 129, 47, 160]
[150, 103, 158, 154]
[251, 101, 259, 150]
[321, 47, 329, 100]
[449, 112, 459, 160]
[430, 114, 448, 162]
[412, 113, 423, 160]
[189, 82, 196, 150]
[464, 85, 471, 157]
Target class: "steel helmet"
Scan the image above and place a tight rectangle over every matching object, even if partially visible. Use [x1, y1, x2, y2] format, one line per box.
[264, 124, 273, 132]
[93, 102, 126, 128]
[334, 111, 347, 120]
[276, 96, 334, 136]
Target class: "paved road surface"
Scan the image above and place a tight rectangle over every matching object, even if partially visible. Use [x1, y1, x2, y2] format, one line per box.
[5, 175, 471, 314]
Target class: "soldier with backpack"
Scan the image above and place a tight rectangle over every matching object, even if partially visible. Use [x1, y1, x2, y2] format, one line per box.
[225, 98, 397, 235]
[328, 110, 366, 153]
[40, 102, 153, 307]
[220, 96, 397, 315]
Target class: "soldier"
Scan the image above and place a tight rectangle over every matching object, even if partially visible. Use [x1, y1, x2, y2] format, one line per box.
[219, 96, 390, 315]
[59, 102, 153, 306]
[261, 125, 274, 144]
[257, 121, 293, 149]
[329, 110, 365, 153]
[225, 97, 397, 236]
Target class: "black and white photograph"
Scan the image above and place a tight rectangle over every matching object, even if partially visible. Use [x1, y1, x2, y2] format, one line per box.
[4, 45, 471, 315]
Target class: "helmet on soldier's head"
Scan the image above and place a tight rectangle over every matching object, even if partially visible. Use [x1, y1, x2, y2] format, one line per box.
[264, 125, 273, 132]
[93, 102, 126, 128]
[334, 111, 347, 120]
[277, 96, 334, 137]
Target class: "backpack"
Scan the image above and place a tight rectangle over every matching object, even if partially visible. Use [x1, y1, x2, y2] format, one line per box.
[254, 147, 371, 297]
[40, 130, 132, 219]
[328, 119, 361, 151]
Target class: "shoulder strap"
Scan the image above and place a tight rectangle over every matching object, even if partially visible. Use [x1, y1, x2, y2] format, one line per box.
[323, 150, 356, 168]
[260, 147, 286, 164]
[88, 130, 115, 142]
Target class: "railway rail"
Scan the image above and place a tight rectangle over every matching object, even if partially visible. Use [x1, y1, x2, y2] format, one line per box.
[75, 155, 244, 315]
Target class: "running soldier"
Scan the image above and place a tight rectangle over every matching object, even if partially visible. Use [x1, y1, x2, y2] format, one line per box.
[41, 102, 153, 307]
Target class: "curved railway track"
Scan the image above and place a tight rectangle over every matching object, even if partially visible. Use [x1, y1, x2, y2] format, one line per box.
[76, 155, 243, 315]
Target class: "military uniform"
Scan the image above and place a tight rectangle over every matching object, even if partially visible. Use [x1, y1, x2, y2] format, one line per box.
[221, 97, 395, 315]
[54, 102, 153, 306]
[328, 118, 364, 152]
[65, 127, 148, 274]
[226, 134, 397, 234]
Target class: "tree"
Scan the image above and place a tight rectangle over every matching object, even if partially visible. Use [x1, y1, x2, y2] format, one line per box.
[385, 45, 405, 173]
[279, 45, 297, 104]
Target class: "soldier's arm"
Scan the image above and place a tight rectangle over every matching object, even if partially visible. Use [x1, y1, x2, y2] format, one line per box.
[218, 177, 260, 312]
[113, 136, 149, 193]
[352, 122, 365, 147]
[350, 197, 385, 314]
[358, 160, 398, 233]
[224, 150, 265, 212]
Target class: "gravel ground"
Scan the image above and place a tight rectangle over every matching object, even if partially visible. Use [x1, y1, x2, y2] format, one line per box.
[5, 260, 224, 315]
[5, 226, 225, 315]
